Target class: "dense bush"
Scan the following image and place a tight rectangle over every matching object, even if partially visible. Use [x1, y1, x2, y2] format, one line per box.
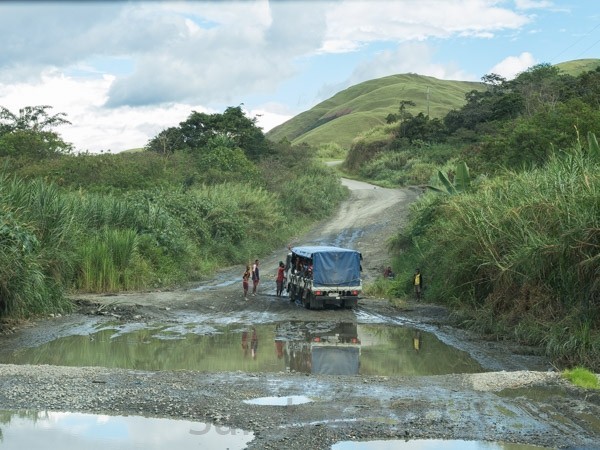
[390, 144, 600, 369]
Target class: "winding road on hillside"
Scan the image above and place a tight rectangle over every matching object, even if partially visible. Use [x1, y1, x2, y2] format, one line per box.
[0, 178, 599, 449]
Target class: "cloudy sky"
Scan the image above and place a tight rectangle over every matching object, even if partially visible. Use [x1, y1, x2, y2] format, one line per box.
[1, 0, 598, 153]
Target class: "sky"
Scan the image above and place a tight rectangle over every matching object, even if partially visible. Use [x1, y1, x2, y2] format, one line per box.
[0, 0, 598, 153]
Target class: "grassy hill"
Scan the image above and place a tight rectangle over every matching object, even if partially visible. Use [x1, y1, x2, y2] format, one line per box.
[266, 59, 600, 150]
[266, 73, 484, 149]
[555, 58, 600, 76]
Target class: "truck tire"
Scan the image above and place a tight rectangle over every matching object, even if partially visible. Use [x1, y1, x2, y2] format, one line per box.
[303, 292, 311, 309]
[343, 299, 357, 309]
[310, 296, 323, 310]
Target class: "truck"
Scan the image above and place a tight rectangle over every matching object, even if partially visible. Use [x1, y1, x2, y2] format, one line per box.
[286, 245, 362, 309]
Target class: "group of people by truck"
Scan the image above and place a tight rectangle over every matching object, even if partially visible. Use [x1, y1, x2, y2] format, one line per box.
[243, 246, 422, 305]
[243, 246, 363, 310]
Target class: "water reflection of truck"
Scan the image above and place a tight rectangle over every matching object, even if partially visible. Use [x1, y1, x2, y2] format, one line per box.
[287, 246, 362, 309]
[277, 322, 361, 375]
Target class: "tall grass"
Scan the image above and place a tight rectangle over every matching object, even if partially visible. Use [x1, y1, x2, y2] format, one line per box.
[0, 175, 73, 316]
[392, 145, 600, 368]
[76, 228, 140, 292]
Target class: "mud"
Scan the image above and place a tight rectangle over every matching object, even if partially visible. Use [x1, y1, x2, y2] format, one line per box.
[1, 180, 599, 449]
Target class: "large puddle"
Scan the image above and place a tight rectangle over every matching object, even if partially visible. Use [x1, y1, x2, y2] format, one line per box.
[0, 321, 483, 376]
[0, 410, 253, 449]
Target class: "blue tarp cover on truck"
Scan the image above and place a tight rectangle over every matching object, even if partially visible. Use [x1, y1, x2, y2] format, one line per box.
[291, 246, 361, 287]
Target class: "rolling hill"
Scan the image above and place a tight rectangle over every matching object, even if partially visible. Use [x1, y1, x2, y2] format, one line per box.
[555, 58, 600, 76]
[266, 73, 484, 149]
[266, 59, 600, 150]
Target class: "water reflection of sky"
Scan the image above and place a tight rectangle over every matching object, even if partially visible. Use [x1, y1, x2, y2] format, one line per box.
[0, 411, 253, 450]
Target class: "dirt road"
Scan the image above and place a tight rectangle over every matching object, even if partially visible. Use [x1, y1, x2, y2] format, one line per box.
[1, 179, 599, 449]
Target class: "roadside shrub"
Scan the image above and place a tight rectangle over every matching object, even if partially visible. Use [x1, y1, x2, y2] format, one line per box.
[316, 142, 347, 160]
[279, 163, 347, 220]
[391, 143, 600, 368]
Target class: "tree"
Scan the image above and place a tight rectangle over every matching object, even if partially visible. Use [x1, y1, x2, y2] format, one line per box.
[147, 106, 269, 160]
[398, 100, 416, 121]
[510, 63, 564, 115]
[397, 100, 416, 137]
[399, 113, 447, 144]
[0, 105, 72, 159]
[481, 73, 507, 92]
[385, 113, 398, 124]
[0, 105, 70, 133]
[145, 127, 185, 155]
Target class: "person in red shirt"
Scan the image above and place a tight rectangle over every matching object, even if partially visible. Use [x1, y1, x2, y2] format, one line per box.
[275, 261, 285, 297]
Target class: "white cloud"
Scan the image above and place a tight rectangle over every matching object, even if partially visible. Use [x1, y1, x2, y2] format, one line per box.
[0, 72, 210, 152]
[488, 52, 537, 79]
[322, 0, 531, 51]
[250, 105, 293, 133]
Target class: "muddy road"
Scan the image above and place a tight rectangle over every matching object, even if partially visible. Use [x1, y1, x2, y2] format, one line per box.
[1, 179, 599, 449]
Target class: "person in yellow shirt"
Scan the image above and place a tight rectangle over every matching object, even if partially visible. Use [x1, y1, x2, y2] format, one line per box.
[413, 268, 423, 301]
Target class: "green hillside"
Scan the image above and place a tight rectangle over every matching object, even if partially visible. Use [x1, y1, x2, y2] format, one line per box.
[266, 73, 484, 149]
[555, 58, 600, 76]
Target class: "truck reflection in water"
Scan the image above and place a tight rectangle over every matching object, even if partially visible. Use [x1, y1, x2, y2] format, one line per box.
[276, 322, 361, 375]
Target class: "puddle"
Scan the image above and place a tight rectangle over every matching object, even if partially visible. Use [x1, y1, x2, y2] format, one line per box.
[0, 410, 253, 450]
[243, 395, 312, 406]
[0, 321, 483, 376]
[332, 439, 549, 449]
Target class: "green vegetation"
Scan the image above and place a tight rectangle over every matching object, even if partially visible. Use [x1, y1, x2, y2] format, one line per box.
[0, 105, 346, 319]
[562, 367, 600, 389]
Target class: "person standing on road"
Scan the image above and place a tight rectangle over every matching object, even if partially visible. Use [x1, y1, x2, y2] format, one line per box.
[242, 265, 251, 300]
[413, 268, 423, 301]
[276, 261, 285, 297]
[251, 259, 260, 296]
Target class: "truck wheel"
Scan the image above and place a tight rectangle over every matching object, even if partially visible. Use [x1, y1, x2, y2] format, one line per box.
[311, 297, 324, 310]
[292, 286, 299, 302]
[343, 299, 357, 309]
[303, 292, 311, 309]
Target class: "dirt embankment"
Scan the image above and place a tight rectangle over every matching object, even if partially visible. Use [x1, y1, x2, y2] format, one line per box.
[1, 179, 599, 449]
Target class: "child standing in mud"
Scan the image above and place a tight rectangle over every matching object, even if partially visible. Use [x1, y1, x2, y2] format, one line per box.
[242, 265, 251, 300]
